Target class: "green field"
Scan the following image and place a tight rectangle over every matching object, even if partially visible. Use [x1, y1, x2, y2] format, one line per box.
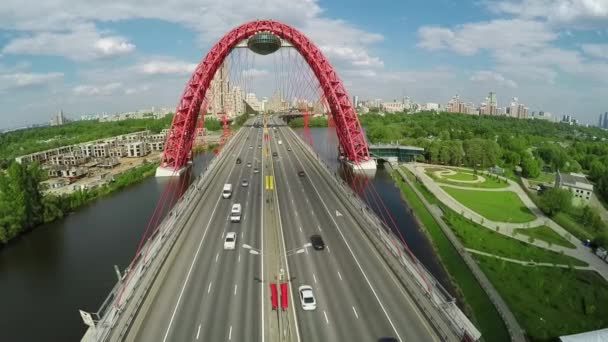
[529, 172, 556, 184]
[443, 210, 586, 266]
[476, 256, 608, 341]
[514, 226, 576, 249]
[428, 171, 510, 189]
[442, 186, 536, 223]
[553, 212, 595, 241]
[443, 171, 478, 181]
[392, 170, 510, 342]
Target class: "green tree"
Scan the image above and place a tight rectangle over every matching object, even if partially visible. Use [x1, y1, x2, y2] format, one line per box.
[521, 156, 541, 178]
[539, 187, 572, 216]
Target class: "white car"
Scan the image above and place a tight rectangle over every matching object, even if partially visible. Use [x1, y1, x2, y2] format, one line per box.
[224, 232, 237, 250]
[230, 204, 241, 222]
[298, 285, 316, 311]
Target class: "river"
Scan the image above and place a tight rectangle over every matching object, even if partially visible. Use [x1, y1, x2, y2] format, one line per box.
[0, 127, 451, 342]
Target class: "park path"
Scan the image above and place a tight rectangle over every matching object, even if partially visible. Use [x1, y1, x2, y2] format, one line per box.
[404, 163, 608, 281]
[465, 248, 594, 270]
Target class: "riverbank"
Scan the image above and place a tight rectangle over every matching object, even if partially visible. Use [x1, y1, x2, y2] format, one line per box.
[390, 168, 511, 342]
[396, 164, 608, 341]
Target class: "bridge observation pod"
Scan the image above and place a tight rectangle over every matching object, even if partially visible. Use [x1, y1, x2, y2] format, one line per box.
[156, 19, 374, 176]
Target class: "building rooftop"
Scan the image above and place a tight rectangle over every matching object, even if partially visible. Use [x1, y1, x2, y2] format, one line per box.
[369, 143, 425, 151]
[557, 171, 593, 190]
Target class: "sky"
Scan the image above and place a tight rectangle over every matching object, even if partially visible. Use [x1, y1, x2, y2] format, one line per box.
[0, 0, 607, 128]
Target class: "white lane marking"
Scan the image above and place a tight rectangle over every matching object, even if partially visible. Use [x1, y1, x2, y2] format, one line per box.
[326, 245, 331, 253]
[352, 306, 359, 319]
[196, 324, 201, 340]
[221, 231, 225, 238]
[215, 252, 219, 263]
[238, 253, 241, 262]
[207, 281, 212, 294]
[260, 134, 265, 342]
[312, 273, 317, 284]
[317, 225, 322, 232]
[323, 311, 329, 325]
[229, 326, 233, 340]
[287, 133, 404, 342]
[161, 129, 248, 342]
[241, 231, 243, 239]
[305, 247, 309, 255]
[337, 271, 343, 280]
[234, 284, 238, 295]
[292, 198, 294, 204]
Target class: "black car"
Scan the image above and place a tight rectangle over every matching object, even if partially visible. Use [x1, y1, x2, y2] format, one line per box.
[272, 152, 278, 157]
[236, 158, 241, 164]
[310, 235, 325, 250]
[298, 171, 305, 177]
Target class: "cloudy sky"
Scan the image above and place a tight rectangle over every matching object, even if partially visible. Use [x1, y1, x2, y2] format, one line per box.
[0, 0, 607, 128]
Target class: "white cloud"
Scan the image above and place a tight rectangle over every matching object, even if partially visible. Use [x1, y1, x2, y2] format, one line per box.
[470, 70, 518, 88]
[124, 85, 151, 95]
[73, 82, 122, 96]
[0, 72, 63, 90]
[490, 0, 608, 27]
[581, 43, 608, 59]
[319, 45, 384, 67]
[137, 59, 197, 75]
[417, 19, 555, 55]
[2, 24, 135, 60]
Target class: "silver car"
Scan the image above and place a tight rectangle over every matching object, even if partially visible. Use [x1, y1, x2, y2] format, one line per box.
[241, 179, 249, 187]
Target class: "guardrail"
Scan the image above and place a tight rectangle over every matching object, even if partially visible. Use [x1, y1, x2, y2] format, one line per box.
[283, 127, 480, 341]
[82, 128, 245, 342]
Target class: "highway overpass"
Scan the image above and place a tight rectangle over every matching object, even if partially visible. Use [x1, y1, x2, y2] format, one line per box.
[81, 116, 479, 342]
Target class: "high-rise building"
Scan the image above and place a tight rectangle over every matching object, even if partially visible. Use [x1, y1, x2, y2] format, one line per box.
[50, 110, 66, 126]
[604, 112, 608, 129]
[599, 114, 604, 128]
[353, 95, 359, 108]
[207, 60, 229, 117]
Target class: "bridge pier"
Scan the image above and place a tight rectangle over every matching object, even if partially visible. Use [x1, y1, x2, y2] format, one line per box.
[344, 158, 377, 173]
[155, 164, 190, 177]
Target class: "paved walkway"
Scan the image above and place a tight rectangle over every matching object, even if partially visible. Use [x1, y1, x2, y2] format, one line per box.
[465, 248, 594, 270]
[404, 163, 608, 281]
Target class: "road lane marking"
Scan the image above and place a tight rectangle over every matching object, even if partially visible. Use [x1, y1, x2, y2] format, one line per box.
[286, 135, 404, 342]
[208, 282, 212, 294]
[352, 306, 359, 319]
[337, 271, 342, 281]
[234, 284, 238, 295]
[313, 273, 317, 283]
[215, 252, 219, 263]
[323, 311, 329, 325]
[196, 324, 201, 339]
[241, 231, 243, 239]
[299, 226, 302, 232]
[326, 245, 331, 253]
[229, 326, 233, 340]
[317, 225, 322, 232]
[238, 253, 241, 262]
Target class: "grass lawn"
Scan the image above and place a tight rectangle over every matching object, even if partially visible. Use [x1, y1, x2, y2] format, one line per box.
[529, 172, 556, 184]
[444, 171, 478, 181]
[392, 170, 510, 342]
[442, 186, 536, 223]
[514, 226, 576, 249]
[431, 173, 510, 189]
[553, 212, 594, 241]
[443, 210, 586, 266]
[476, 256, 608, 341]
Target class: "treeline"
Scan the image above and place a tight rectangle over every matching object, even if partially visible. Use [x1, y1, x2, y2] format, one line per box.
[287, 116, 329, 128]
[0, 115, 175, 167]
[0, 160, 157, 244]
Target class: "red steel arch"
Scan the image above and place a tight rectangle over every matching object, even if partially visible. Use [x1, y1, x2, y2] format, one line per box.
[160, 19, 370, 170]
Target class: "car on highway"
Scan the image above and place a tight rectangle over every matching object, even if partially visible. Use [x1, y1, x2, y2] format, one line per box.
[224, 232, 237, 250]
[310, 234, 325, 250]
[287, 147, 292, 151]
[241, 179, 249, 187]
[247, 162, 252, 167]
[298, 170, 305, 177]
[298, 285, 316, 311]
[258, 145, 262, 149]
[272, 152, 278, 157]
[230, 204, 241, 222]
[236, 157, 241, 164]
[249, 145, 253, 149]
[253, 168, 259, 173]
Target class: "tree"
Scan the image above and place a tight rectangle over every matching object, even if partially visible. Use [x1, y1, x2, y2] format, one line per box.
[539, 187, 572, 216]
[521, 156, 540, 178]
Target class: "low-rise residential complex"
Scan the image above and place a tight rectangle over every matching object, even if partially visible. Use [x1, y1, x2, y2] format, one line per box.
[15, 130, 169, 194]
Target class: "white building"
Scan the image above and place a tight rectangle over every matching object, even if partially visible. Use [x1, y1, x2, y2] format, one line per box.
[381, 101, 405, 113]
[425, 103, 440, 111]
[555, 171, 594, 205]
[126, 142, 151, 158]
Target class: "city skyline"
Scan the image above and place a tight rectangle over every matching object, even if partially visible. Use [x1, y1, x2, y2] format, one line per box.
[1, 0, 607, 128]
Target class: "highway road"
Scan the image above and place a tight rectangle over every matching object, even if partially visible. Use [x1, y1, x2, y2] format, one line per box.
[123, 115, 443, 342]
[126, 119, 267, 342]
[269, 120, 442, 342]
